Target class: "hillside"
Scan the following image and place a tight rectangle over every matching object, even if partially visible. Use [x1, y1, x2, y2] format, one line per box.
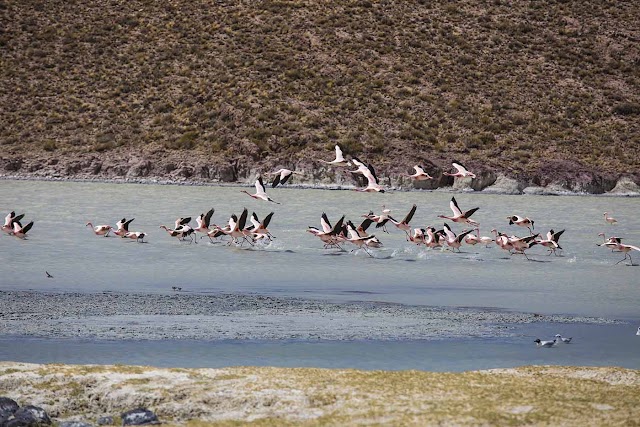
[1, 0, 639, 191]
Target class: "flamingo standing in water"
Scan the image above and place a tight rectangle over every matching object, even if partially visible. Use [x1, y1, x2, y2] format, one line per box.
[2, 212, 24, 235]
[403, 166, 432, 181]
[443, 162, 476, 179]
[241, 176, 280, 204]
[86, 222, 112, 237]
[438, 197, 479, 226]
[319, 145, 350, 166]
[604, 212, 618, 225]
[267, 169, 303, 188]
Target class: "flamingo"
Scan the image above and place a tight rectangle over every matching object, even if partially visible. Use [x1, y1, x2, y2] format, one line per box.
[598, 233, 622, 252]
[408, 228, 426, 245]
[12, 220, 34, 239]
[425, 227, 445, 249]
[160, 223, 195, 243]
[443, 162, 476, 179]
[351, 162, 385, 193]
[86, 222, 112, 237]
[307, 214, 345, 249]
[388, 204, 417, 239]
[362, 207, 391, 233]
[241, 176, 280, 204]
[442, 223, 473, 252]
[537, 229, 565, 255]
[267, 169, 303, 188]
[113, 218, 135, 237]
[194, 209, 215, 236]
[216, 208, 251, 246]
[356, 217, 374, 238]
[613, 243, 640, 266]
[508, 215, 535, 233]
[507, 234, 539, 260]
[124, 231, 146, 243]
[247, 212, 275, 241]
[438, 197, 479, 226]
[3, 212, 24, 235]
[474, 228, 494, 247]
[319, 144, 350, 166]
[344, 221, 382, 257]
[403, 165, 432, 181]
[604, 212, 618, 225]
[492, 229, 514, 254]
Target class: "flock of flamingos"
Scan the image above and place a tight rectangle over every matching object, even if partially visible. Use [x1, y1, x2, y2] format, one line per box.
[3, 144, 639, 265]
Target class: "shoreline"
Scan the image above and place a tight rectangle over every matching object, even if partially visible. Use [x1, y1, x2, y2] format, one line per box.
[2, 173, 640, 197]
[0, 362, 638, 426]
[0, 290, 624, 342]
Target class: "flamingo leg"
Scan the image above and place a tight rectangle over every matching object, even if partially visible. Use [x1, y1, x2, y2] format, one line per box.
[615, 254, 629, 265]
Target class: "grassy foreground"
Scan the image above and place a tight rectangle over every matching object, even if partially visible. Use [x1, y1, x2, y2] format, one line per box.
[0, 362, 639, 426]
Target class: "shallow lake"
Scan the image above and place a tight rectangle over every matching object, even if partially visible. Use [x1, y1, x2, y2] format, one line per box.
[1, 180, 639, 370]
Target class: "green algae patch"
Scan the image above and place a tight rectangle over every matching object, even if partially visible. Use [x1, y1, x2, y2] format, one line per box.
[0, 363, 638, 426]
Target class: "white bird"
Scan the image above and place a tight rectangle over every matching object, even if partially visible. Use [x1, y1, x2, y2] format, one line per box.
[404, 165, 433, 181]
[344, 220, 382, 257]
[443, 162, 476, 179]
[307, 214, 345, 249]
[86, 222, 112, 237]
[241, 176, 280, 204]
[636, 327, 640, 336]
[267, 169, 303, 188]
[194, 209, 215, 235]
[247, 211, 275, 241]
[604, 212, 618, 225]
[319, 144, 350, 166]
[554, 334, 572, 343]
[213, 208, 251, 246]
[534, 338, 557, 348]
[438, 197, 479, 226]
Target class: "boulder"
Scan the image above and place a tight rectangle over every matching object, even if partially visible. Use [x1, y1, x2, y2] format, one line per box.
[0, 397, 19, 418]
[127, 160, 152, 178]
[120, 408, 159, 426]
[608, 177, 640, 195]
[96, 417, 113, 426]
[4, 405, 51, 427]
[59, 422, 93, 427]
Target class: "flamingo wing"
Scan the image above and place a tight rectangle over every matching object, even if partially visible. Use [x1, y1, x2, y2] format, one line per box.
[238, 208, 248, 230]
[204, 209, 214, 227]
[320, 213, 332, 233]
[450, 197, 463, 217]
[256, 177, 267, 195]
[402, 204, 417, 224]
[335, 145, 345, 162]
[280, 171, 292, 185]
[262, 212, 274, 228]
[463, 207, 479, 218]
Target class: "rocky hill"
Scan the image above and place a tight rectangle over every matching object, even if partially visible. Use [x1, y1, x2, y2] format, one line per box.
[1, 0, 639, 192]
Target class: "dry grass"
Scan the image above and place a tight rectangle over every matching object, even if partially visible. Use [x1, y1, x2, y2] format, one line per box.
[0, 362, 639, 426]
[0, 1, 639, 180]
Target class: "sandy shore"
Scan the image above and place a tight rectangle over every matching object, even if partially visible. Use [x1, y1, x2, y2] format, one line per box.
[0, 362, 638, 426]
[0, 291, 621, 341]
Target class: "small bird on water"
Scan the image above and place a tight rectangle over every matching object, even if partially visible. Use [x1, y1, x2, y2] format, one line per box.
[554, 334, 572, 343]
[46, 271, 53, 278]
[534, 338, 557, 348]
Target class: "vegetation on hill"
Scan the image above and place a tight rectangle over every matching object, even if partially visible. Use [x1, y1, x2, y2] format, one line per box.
[1, 0, 639, 185]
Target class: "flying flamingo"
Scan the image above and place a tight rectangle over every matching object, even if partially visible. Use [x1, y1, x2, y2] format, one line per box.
[443, 162, 476, 179]
[267, 169, 303, 188]
[194, 209, 215, 237]
[344, 221, 382, 257]
[425, 227, 446, 249]
[241, 176, 280, 204]
[611, 243, 640, 266]
[403, 166, 433, 181]
[537, 229, 565, 256]
[319, 145, 350, 166]
[442, 223, 473, 252]
[12, 220, 34, 239]
[604, 212, 618, 225]
[507, 215, 535, 233]
[86, 222, 112, 237]
[388, 204, 417, 239]
[354, 163, 385, 193]
[507, 234, 539, 260]
[438, 197, 479, 226]
[113, 218, 135, 237]
[2, 212, 24, 235]
[246, 212, 275, 241]
[307, 214, 345, 249]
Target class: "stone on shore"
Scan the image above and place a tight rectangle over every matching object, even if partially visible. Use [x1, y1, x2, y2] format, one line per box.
[3, 406, 51, 427]
[0, 398, 19, 418]
[120, 409, 159, 426]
